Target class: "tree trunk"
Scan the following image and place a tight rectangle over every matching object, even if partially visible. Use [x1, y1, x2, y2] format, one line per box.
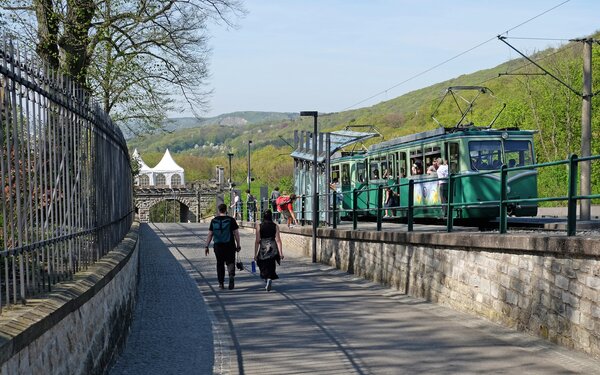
[34, 0, 60, 70]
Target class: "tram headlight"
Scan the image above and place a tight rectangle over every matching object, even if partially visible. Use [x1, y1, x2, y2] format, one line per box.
[501, 132, 509, 140]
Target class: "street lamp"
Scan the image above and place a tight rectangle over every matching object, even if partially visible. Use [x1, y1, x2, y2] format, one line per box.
[227, 152, 234, 215]
[247, 140, 252, 191]
[300, 111, 318, 263]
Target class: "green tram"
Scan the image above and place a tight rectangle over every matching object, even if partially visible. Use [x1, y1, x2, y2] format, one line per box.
[331, 126, 538, 220]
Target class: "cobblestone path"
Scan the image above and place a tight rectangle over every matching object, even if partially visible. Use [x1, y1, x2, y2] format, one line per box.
[110, 223, 600, 374]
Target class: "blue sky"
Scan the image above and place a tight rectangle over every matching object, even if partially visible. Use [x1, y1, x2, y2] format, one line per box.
[190, 0, 600, 117]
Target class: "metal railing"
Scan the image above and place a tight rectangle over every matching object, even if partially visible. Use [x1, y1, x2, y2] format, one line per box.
[286, 154, 597, 237]
[0, 39, 133, 312]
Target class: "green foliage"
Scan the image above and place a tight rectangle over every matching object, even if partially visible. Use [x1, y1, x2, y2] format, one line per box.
[131, 34, 600, 205]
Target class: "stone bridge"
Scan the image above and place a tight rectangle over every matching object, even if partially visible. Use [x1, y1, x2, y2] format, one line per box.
[134, 183, 224, 223]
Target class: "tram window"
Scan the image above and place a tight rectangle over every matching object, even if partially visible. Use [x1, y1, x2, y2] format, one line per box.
[424, 145, 441, 174]
[357, 162, 366, 183]
[331, 165, 340, 181]
[409, 148, 424, 175]
[370, 155, 385, 180]
[504, 140, 533, 167]
[370, 161, 379, 179]
[397, 152, 407, 178]
[469, 141, 502, 171]
[386, 153, 395, 178]
[381, 160, 390, 178]
[341, 164, 350, 185]
[448, 143, 459, 173]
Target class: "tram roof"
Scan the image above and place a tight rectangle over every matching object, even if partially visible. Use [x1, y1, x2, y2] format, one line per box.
[369, 128, 446, 152]
[291, 130, 378, 162]
[368, 127, 536, 152]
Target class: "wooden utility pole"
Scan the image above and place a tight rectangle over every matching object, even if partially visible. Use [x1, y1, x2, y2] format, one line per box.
[580, 39, 593, 221]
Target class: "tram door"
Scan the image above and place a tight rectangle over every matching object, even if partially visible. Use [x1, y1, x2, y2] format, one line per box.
[340, 163, 351, 209]
[444, 142, 460, 216]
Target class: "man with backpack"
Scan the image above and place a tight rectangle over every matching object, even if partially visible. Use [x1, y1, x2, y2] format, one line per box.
[276, 193, 298, 228]
[205, 203, 242, 290]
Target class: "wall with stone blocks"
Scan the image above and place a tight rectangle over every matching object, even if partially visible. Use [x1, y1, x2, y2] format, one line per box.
[0, 223, 140, 375]
[278, 226, 600, 359]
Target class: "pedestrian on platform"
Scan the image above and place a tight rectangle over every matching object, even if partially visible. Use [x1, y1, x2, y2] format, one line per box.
[254, 209, 284, 291]
[231, 191, 241, 220]
[276, 193, 298, 228]
[246, 189, 257, 222]
[437, 158, 449, 216]
[270, 186, 281, 222]
[205, 203, 241, 290]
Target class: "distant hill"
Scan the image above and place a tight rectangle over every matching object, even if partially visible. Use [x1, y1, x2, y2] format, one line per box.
[165, 111, 299, 131]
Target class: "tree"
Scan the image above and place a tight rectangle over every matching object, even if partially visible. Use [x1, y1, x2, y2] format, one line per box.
[1, 0, 245, 133]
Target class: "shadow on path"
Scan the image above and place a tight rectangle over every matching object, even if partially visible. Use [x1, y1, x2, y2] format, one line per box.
[109, 224, 213, 375]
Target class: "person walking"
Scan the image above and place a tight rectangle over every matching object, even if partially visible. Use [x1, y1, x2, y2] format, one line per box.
[254, 209, 284, 291]
[270, 187, 281, 222]
[246, 189, 257, 222]
[276, 193, 298, 228]
[230, 191, 241, 221]
[383, 187, 398, 218]
[205, 203, 242, 290]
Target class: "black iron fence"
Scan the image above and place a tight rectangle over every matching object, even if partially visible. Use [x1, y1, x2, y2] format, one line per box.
[0, 40, 133, 312]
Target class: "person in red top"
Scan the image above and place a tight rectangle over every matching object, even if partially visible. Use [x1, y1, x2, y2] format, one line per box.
[276, 194, 298, 228]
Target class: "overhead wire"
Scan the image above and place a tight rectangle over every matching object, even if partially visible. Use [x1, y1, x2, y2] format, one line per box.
[380, 39, 580, 121]
[342, 0, 572, 111]
[476, 41, 581, 86]
[501, 36, 574, 41]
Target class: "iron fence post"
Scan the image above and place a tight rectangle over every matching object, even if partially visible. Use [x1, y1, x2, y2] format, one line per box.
[377, 184, 383, 231]
[353, 189, 358, 230]
[500, 165, 508, 234]
[408, 180, 414, 232]
[446, 175, 453, 232]
[567, 154, 578, 236]
[332, 191, 337, 229]
[301, 195, 306, 226]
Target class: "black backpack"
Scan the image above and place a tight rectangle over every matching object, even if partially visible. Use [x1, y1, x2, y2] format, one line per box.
[212, 217, 232, 244]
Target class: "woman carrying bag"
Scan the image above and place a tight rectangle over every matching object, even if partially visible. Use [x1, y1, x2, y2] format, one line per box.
[254, 209, 284, 291]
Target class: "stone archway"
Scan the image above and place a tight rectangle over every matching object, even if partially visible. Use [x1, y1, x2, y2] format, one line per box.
[146, 198, 194, 223]
[135, 187, 219, 223]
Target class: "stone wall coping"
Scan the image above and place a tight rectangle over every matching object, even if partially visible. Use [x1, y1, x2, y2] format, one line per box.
[0, 222, 140, 365]
[272, 225, 600, 258]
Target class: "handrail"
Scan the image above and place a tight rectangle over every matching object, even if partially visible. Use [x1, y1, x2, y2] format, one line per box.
[286, 152, 595, 238]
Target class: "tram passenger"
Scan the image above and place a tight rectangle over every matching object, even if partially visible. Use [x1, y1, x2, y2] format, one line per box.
[411, 160, 423, 175]
[427, 159, 439, 174]
[437, 158, 449, 216]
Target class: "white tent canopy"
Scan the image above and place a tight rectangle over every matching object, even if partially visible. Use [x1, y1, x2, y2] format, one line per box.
[133, 148, 185, 187]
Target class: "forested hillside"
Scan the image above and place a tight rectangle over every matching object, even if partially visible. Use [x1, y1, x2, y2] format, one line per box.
[129, 35, 600, 202]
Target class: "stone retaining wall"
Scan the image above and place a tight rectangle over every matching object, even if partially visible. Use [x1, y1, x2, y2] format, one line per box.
[0, 222, 140, 375]
[278, 227, 600, 359]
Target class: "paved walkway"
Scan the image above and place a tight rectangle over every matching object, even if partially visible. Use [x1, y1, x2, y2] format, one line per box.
[110, 223, 600, 374]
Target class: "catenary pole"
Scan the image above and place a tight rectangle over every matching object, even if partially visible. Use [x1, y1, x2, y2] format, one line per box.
[580, 39, 592, 221]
